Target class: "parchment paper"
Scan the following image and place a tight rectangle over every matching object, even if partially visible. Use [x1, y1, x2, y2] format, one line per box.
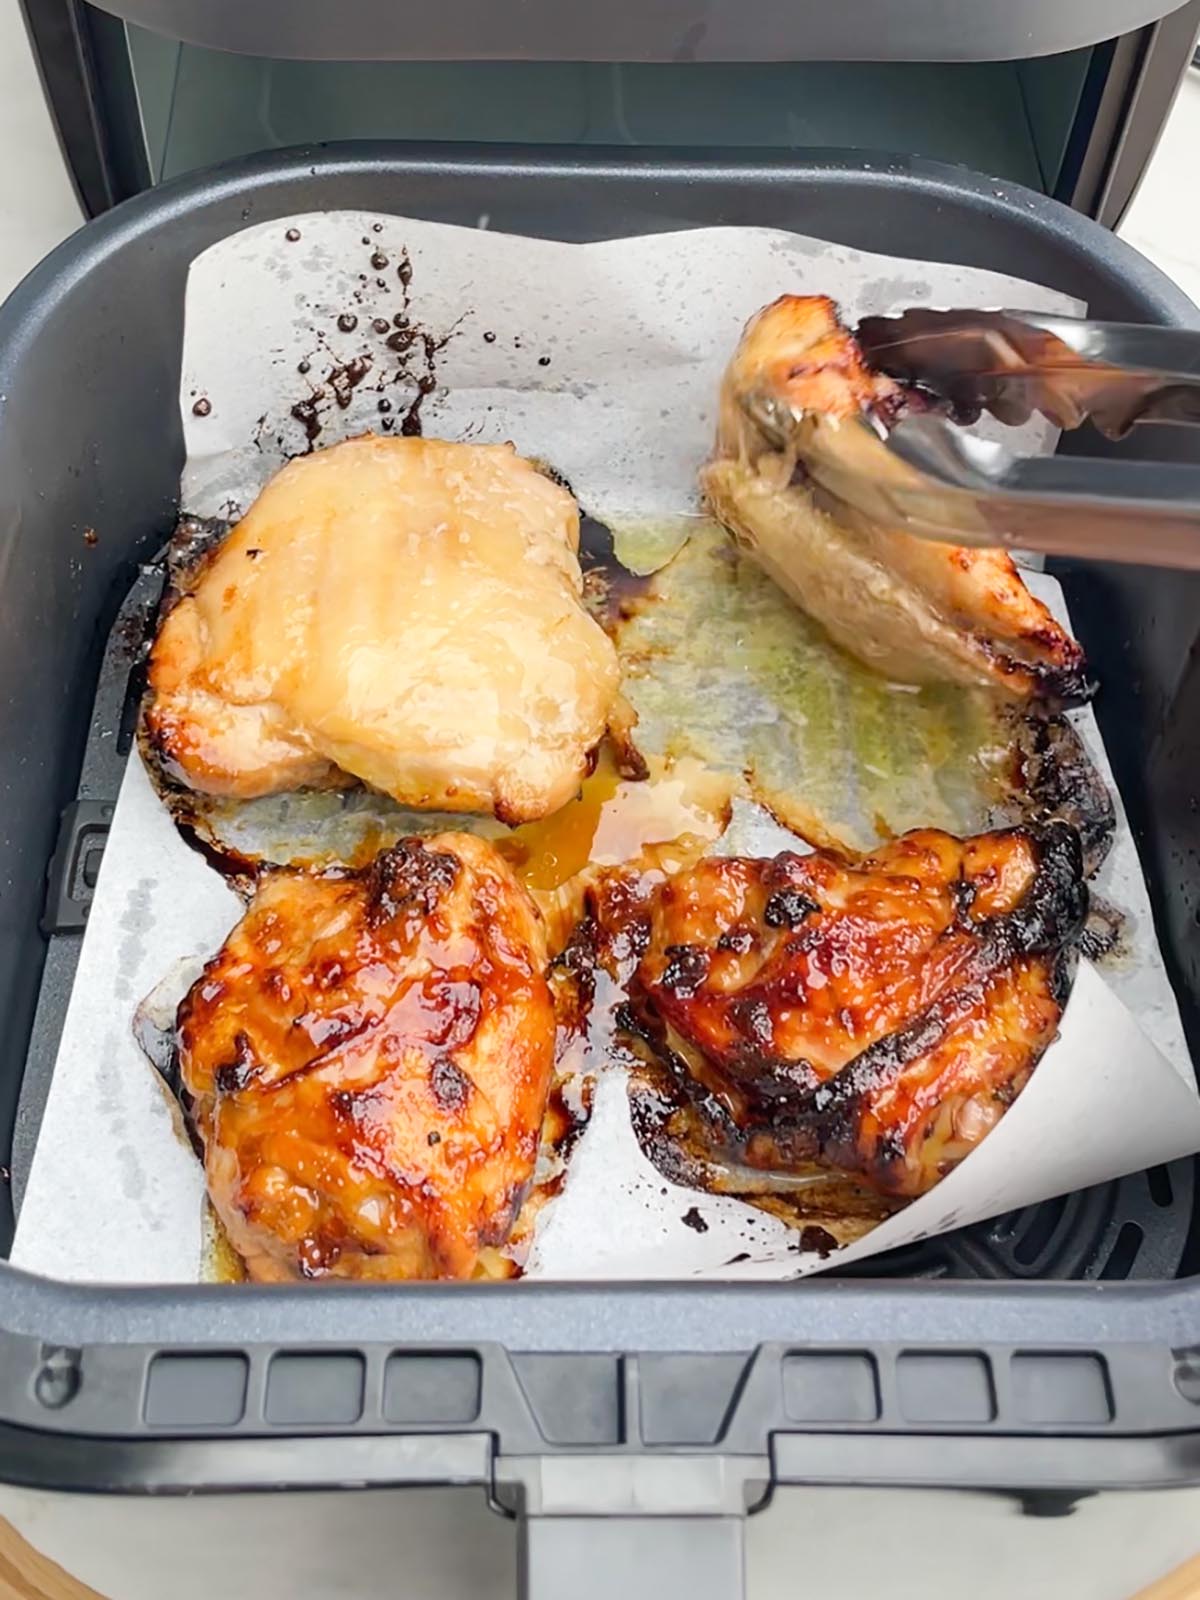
[13, 213, 1200, 1283]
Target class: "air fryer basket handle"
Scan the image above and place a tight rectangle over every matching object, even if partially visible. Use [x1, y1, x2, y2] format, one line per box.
[497, 1450, 764, 1599]
[520, 1513, 745, 1600]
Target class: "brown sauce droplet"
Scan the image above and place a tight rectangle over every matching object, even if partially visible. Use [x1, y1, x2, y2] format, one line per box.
[798, 1225, 838, 1257]
[290, 396, 323, 446]
[284, 227, 301, 242]
[192, 397, 212, 417]
[336, 313, 359, 334]
[328, 354, 372, 410]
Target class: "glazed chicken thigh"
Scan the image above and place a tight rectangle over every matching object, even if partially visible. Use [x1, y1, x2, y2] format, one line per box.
[621, 824, 1086, 1199]
[701, 295, 1088, 702]
[146, 435, 621, 823]
[177, 832, 556, 1280]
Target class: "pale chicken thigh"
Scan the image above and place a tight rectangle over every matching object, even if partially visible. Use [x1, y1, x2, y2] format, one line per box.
[146, 435, 621, 823]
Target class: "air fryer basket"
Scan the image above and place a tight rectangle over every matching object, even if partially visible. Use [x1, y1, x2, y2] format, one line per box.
[2, 147, 1200, 1587]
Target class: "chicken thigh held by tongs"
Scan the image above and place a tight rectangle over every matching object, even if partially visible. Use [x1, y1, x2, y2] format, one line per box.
[701, 295, 1090, 702]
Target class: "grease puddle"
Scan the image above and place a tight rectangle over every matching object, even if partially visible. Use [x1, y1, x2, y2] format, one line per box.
[608, 517, 1014, 852]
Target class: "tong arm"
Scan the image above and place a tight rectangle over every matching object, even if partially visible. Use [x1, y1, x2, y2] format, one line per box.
[856, 309, 1200, 437]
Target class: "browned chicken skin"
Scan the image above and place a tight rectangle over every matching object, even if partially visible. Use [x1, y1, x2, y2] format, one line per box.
[177, 833, 555, 1281]
[702, 294, 1089, 703]
[620, 824, 1085, 1199]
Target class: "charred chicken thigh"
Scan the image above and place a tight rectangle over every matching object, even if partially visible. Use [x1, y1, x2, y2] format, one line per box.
[621, 824, 1085, 1199]
[177, 832, 555, 1281]
[146, 435, 621, 823]
[701, 295, 1088, 702]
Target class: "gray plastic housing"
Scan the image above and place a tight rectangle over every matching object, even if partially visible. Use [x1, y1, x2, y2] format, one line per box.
[0, 151, 1199, 1584]
[89, 0, 1198, 63]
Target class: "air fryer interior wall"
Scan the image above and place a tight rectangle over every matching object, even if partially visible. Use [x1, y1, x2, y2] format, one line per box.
[1, 148, 1198, 1292]
[121, 37, 1094, 195]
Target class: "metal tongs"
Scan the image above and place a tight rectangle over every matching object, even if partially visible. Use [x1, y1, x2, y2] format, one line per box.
[837, 309, 1200, 567]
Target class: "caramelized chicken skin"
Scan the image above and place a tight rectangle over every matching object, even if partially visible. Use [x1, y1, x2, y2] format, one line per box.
[621, 824, 1085, 1199]
[146, 435, 621, 823]
[177, 833, 555, 1281]
[701, 294, 1088, 702]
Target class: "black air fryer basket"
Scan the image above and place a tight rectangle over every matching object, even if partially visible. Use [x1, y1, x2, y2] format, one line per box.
[3, 146, 1200, 1594]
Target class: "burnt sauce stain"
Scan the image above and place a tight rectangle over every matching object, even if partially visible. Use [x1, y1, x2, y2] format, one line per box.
[997, 710, 1116, 878]
[578, 513, 655, 632]
[132, 1003, 180, 1095]
[170, 815, 262, 899]
[681, 1205, 708, 1233]
[329, 354, 373, 410]
[278, 243, 455, 451]
[162, 513, 237, 600]
[535, 1074, 596, 1203]
[797, 1225, 838, 1257]
[1077, 894, 1128, 964]
[291, 394, 324, 446]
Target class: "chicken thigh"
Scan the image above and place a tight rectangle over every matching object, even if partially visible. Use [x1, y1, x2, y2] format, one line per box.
[701, 295, 1089, 703]
[620, 824, 1085, 1200]
[177, 832, 555, 1280]
[146, 435, 621, 823]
